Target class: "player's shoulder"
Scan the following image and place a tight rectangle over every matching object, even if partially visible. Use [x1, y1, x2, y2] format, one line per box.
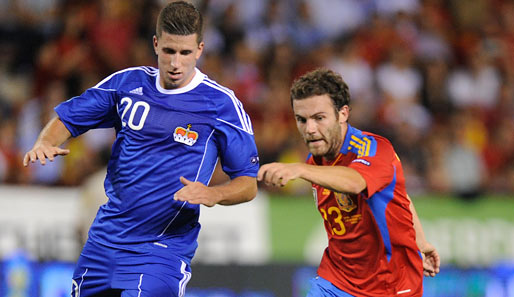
[199, 75, 247, 114]
[199, 75, 240, 104]
[198, 74, 253, 134]
[94, 66, 158, 89]
[346, 125, 394, 158]
[360, 130, 396, 160]
[362, 131, 393, 147]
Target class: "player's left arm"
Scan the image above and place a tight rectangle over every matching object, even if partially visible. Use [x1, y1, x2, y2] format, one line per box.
[406, 194, 440, 277]
[208, 160, 230, 186]
[174, 175, 257, 207]
[181, 91, 258, 206]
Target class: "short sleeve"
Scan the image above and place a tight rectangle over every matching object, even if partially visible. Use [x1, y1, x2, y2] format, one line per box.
[55, 80, 119, 137]
[348, 137, 395, 197]
[214, 94, 259, 178]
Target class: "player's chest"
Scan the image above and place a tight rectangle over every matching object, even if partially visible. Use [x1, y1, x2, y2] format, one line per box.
[313, 186, 366, 235]
[115, 94, 215, 144]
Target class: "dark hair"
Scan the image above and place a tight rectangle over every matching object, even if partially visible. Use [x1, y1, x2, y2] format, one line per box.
[290, 68, 351, 112]
[156, 1, 204, 43]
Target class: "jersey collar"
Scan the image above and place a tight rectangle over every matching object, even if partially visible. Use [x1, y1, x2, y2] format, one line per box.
[340, 124, 361, 155]
[155, 68, 206, 94]
[340, 124, 376, 158]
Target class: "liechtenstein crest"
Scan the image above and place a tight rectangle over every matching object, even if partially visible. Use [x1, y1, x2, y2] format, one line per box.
[335, 192, 357, 212]
[173, 124, 198, 146]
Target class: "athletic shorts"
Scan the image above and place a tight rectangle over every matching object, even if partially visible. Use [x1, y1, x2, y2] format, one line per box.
[71, 234, 198, 297]
[306, 276, 355, 297]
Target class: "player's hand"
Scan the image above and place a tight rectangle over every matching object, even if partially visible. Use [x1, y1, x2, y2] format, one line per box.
[174, 176, 221, 207]
[23, 140, 70, 167]
[257, 162, 303, 187]
[420, 242, 440, 277]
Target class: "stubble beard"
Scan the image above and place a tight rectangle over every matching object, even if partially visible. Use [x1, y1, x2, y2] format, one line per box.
[304, 127, 343, 161]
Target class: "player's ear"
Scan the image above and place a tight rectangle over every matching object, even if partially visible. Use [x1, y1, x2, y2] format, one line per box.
[339, 105, 349, 124]
[196, 41, 205, 60]
[153, 35, 159, 55]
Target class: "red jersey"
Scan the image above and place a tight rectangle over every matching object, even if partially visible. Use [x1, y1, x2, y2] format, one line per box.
[307, 125, 423, 297]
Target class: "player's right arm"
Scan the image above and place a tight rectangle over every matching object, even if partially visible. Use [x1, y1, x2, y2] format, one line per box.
[257, 162, 367, 195]
[23, 116, 72, 166]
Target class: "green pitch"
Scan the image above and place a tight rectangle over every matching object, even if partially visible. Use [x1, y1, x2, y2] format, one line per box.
[268, 194, 514, 262]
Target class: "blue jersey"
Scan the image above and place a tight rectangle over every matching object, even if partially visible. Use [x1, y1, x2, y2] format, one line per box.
[55, 67, 259, 249]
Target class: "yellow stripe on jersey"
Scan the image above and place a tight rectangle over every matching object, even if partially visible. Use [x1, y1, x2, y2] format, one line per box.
[364, 136, 371, 156]
[350, 135, 374, 157]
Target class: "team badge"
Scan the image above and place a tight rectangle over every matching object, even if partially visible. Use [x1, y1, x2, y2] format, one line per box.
[335, 192, 357, 212]
[173, 124, 198, 146]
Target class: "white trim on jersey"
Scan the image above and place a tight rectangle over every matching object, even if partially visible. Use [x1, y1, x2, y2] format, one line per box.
[93, 66, 158, 89]
[202, 79, 253, 134]
[234, 97, 253, 133]
[155, 68, 206, 94]
[216, 118, 254, 135]
[206, 158, 220, 186]
[178, 260, 192, 297]
[92, 87, 117, 92]
[397, 289, 411, 295]
[140, 66, 159, 75]
[137, 274, 144, 297]
[158, 201, 187, 237]
[194, 129, 216, 182]
[78, 268, 88, 297]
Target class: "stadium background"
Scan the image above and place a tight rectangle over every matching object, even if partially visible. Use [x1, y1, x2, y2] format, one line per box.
[0, 0, 513, 296]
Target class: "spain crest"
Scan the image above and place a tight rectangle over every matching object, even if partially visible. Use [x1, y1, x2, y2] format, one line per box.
[335, 192, 357, 212]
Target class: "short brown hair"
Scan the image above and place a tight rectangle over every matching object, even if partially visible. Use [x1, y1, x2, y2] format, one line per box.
[290, 68, 351, 112]
[156, 1, 204, 43]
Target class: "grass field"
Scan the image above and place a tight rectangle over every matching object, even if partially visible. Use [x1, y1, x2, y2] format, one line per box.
[268, 194, 514, 262]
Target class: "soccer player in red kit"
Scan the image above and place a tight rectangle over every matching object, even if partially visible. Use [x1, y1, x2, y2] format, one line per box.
[258, 68, 439, 297]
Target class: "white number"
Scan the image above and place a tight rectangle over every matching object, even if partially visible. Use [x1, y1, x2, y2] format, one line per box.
[118, 97, 150, 130]
[119, 97, 132, 127]
[128, 101, 150, 130]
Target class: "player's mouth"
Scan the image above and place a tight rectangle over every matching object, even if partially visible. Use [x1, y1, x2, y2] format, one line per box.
[168, 71, 182, 80]
[307, 139, 324, 146]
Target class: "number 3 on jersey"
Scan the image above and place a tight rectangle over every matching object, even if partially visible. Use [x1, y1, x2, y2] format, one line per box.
[320, 206, 346, 236]
[118, 97, 150, 130]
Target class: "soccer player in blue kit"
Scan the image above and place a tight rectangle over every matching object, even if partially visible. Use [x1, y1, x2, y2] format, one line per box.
[22, 2, 259, 296]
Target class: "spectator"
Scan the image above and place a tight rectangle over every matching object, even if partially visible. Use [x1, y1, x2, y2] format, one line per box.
[0, 0, 512, 198]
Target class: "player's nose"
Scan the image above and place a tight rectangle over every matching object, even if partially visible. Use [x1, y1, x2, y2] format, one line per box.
[304, 119, 317, 134]
[170, 54, 180, 68]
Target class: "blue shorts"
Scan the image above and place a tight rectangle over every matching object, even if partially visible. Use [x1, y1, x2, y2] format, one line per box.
[71, 233, 198, 297]
[306, 276, 355, 297]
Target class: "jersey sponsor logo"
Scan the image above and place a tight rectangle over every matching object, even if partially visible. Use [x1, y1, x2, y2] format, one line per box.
[335, 192, 357, 212]
[351, 159, 371, 166]
[173, 124, 199, 146]
[250, 156, 259, 164]
[129, 87, 143, 95]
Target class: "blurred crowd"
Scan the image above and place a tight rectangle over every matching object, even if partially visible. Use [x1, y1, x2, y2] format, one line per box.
[0, 0, 513, 197]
